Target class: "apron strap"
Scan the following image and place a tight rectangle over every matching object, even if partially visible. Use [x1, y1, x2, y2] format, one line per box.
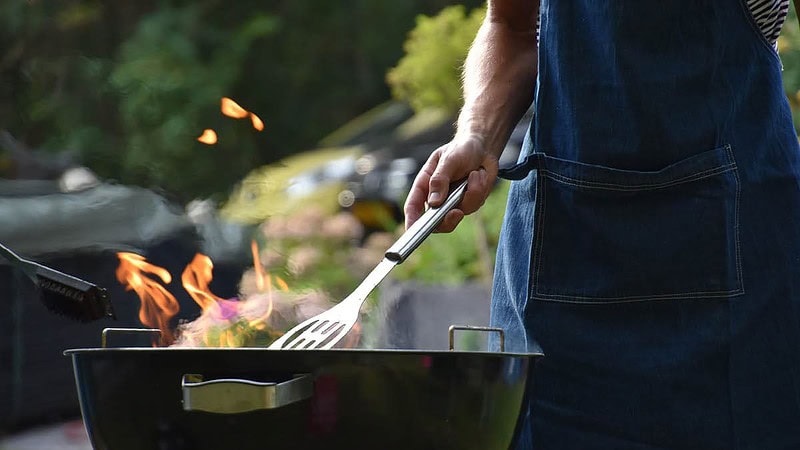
[497, 154, 544, 180]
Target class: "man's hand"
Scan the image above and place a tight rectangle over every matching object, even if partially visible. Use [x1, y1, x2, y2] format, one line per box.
[404, 134, 499, 232]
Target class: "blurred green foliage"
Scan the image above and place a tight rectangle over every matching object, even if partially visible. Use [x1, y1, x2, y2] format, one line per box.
[387, 5, 485, 114]
[0, 0, 482, 201]
[107, 5, 278, 198]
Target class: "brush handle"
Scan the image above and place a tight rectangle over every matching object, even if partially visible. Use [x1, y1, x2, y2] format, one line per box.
[385, 179, 468, 263]
[0, 242, 84, 288]
[0, 241, 114, 319]
[0, 242, 38, 279]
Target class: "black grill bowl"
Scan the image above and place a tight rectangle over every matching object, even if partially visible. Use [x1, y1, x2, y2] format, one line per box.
[65, 348, 540, 450]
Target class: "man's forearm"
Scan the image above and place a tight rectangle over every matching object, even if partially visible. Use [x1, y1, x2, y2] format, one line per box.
[456, 0, 539, 158]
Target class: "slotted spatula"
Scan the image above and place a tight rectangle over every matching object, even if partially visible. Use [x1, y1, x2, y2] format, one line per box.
[269, 179, 469, 350]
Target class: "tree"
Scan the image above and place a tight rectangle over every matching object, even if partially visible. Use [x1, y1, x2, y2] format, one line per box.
[386, 5, 485, 114]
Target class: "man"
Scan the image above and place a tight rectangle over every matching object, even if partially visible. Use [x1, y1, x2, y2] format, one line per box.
[405, 1, 800, 448]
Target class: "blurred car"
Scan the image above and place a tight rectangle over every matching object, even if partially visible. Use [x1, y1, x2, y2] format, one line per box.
[338, 108, 454, 229]
[220, 102, 415, 226]
[220, 146, 362, 224]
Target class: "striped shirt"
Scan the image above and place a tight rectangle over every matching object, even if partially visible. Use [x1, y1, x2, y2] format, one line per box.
[747, 0, 790, 46]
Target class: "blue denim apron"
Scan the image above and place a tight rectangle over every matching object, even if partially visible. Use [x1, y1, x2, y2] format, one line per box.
[491, 1, 800, 449]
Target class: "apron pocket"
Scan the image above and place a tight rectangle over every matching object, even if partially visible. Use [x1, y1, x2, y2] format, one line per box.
[530, 144, 742, 303]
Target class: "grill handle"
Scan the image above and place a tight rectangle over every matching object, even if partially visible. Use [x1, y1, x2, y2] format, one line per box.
[182, 374, 312, 414]
[449, 325, 505, 352]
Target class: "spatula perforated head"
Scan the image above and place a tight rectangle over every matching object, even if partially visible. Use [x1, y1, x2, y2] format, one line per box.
[268, 309, 355, 350]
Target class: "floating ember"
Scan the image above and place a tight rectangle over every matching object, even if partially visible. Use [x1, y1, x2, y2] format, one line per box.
[221, 97, 264, 132]
[197, 129, 217, 145]
[221, 97, 249, 119]
[196, 97, 264, 146]
[250, 113, 264, 131]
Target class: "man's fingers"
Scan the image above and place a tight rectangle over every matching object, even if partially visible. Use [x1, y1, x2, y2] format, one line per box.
[404, 175, 427, 228]
[404, 150, 440, 229]
[405, 138, 497, 232]
[427, 149, 465, 207]
[436, 209, 464, 233]
[460, 168, 490, 215]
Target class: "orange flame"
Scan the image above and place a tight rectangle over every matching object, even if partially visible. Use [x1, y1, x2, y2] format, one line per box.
[248, 240, 274, 328]
[197, 129, 218, 145]
[250, 113, 264, 131]
[275, 276, 289, 292]
[221, 97, 249, 119]
[181, 254, 226, 310]
[181, 253, 246, 340]
[251, 240, 266, 291]
[115, 247, 335, 349]
[115, 252, 179, 344]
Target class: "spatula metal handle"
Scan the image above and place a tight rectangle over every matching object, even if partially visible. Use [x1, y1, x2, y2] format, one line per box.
[385, 179, 468, 263]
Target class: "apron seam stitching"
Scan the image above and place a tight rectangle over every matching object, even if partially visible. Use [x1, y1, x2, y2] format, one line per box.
[731, 145, 745, 295]
[540, 164, 736, 191]
[532, 172, 547, 303]
[529, 290, 746, 304]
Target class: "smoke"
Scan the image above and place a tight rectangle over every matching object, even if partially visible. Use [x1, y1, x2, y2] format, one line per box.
[171, 289, 334, 348]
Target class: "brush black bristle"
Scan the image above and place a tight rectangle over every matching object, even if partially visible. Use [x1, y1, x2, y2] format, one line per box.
[35, 269, 116, 322]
